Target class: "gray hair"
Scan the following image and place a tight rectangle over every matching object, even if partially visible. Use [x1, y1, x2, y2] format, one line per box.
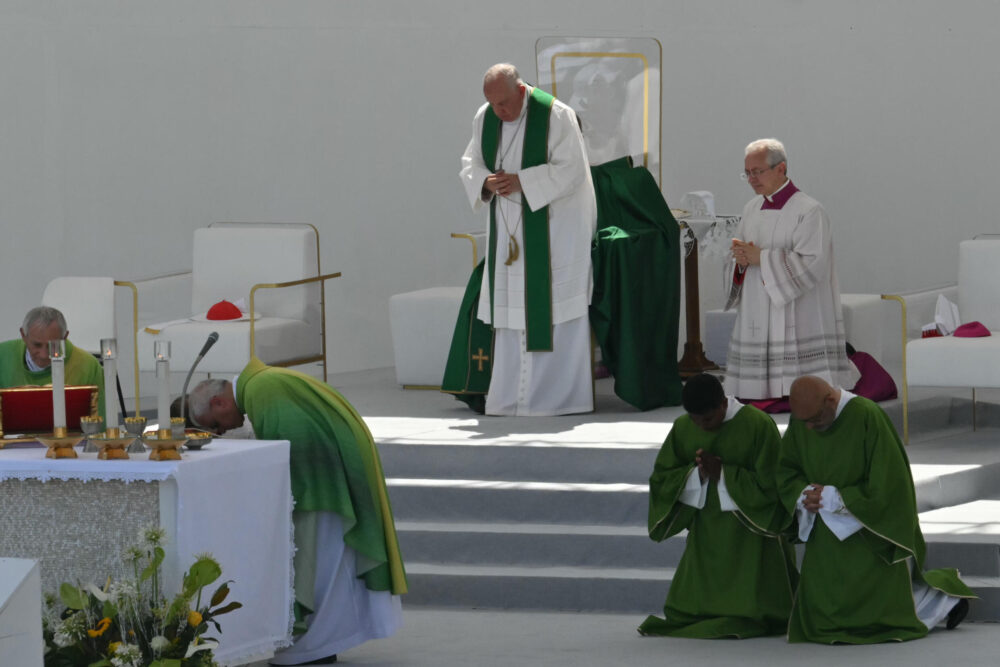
[22, 306, 67, 337]
[745, 138, 788, 168]
[483, 63, 523, 90]
[188, 378, 230, 422]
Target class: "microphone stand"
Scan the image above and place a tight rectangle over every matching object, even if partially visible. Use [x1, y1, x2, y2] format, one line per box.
[180, 332, 219, 428]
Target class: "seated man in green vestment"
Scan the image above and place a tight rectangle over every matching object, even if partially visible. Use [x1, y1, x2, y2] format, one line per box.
[639, 373, 797, 638]
[189, 358, 407, 665]
[778, 376, 974, 644]
[0, 306, 105, 416]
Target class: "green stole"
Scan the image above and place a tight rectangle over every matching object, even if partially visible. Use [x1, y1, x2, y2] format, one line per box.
[482, 86, 554, 351]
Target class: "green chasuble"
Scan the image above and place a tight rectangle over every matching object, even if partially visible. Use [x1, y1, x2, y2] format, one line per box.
[777, 396, 974, 644]
[639, 404, 797, 638]
[589, 157, 682, 410]
[0, 338, 105, 417]
[236, 358, 407, 599]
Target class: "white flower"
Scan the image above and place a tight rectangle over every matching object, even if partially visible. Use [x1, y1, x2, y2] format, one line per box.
[110, 642, 142, 667]
[185, 638, 219, 658]
[52, 612, 86, 647]
[150, 634, 171, 653]
[141, 524, 167, 547]
[108, 580, 138, 605]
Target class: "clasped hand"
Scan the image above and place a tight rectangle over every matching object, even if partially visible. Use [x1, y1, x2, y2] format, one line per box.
[802, 483, 825, 514]
[695, 448, 722, 483]
[484, 170, 522, 198]
[731, 238, 761, 268]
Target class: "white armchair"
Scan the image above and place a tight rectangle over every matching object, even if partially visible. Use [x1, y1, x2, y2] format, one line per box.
[885, 238, 1000, 442]
[389, 232, 485, 388]
[133, 223, 340, 381]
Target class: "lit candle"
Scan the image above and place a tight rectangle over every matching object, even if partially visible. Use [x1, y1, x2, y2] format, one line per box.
[154, 340, 171, 439]
[49, 339, 66, 434]
[101, 338, 119, 434]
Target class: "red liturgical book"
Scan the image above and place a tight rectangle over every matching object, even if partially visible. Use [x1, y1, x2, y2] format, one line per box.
[0, 385, 99, 437]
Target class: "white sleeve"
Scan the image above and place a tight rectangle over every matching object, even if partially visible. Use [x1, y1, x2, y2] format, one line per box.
[459, 106, 494, 211]
[518, 104, 590, 212]
[716, 468, 738, 513]
[818, 485, 864, 541]
[678, 468, 707, 509]
[796, 486, 817, 542]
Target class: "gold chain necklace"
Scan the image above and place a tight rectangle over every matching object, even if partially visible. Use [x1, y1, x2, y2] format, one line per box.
[496, 112, 525, 266]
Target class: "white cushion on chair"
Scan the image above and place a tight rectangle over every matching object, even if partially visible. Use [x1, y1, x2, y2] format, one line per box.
[138, 317, 316, 374]
[907, 334, 1000, 387]
[908, 239, 1000, 390]
[389, 287, 465, 386]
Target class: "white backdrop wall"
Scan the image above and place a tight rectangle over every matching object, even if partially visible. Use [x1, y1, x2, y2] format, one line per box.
[1, 1, 998, 377]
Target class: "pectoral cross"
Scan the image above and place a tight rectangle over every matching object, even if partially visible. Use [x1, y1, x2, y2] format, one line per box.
[749, 320, 762, 337]
[472, 348, 490, 372]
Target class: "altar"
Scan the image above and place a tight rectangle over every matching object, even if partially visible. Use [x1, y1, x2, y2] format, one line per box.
[0, 438, 294, 666]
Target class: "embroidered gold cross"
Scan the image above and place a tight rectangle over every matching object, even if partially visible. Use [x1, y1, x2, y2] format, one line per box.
[472, 348, 490, 372]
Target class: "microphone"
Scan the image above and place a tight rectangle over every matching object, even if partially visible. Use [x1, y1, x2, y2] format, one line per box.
[198, 331, 220, 358]
[180, 332, 220, 427]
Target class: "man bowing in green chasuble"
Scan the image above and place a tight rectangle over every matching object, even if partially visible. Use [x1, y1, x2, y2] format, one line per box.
[639, 373, 797, 638]
[189, 358, 406, 665]
[778, 376, 974, 644]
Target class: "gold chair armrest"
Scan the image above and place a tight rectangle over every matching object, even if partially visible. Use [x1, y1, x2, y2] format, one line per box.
[451, 232, 486, 268]
[248, 271, 343, 368]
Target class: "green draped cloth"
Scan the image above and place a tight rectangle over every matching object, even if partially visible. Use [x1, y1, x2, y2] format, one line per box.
[777, 396, 974, 644]
[639, 404, 797, 638]
[441, 158, 683, 412]
[589, 158, 682, 409]
[440, 258, 493, 413]
[0, 338, 105, 417]
[236, 358, 407, 596]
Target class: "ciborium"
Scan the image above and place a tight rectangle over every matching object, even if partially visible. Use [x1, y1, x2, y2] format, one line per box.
[79, 416, 104, 453]
[124, 416, 148, 454]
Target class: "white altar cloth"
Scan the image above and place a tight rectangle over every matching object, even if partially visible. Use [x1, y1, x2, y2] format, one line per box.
[0, 439, 294, 666]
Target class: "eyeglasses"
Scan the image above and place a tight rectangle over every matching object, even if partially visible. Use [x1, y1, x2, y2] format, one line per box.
[740, 163, 780, 181]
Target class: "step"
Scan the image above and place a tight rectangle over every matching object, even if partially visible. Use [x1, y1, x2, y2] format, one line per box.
[380, 443, 659, 484]
[395, 521, 683, 569]
[387, 479, 648, 525]
[403, 562, 672, 613]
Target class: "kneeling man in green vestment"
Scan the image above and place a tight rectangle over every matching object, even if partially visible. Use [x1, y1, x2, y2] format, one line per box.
[639, 374, 797, 638]
[190, 358, 407, 665]
[778, 376, 974, 643]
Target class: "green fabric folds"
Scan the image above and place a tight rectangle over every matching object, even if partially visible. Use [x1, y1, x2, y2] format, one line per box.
[640, 405, 796, 638]
[440, 258, 494, 412]
[777, 396, 974, 644]
[236, 358, 407, 596]
[589, 158, 682, 409]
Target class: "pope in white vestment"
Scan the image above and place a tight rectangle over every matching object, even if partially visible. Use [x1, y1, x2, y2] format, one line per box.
[725, 139, 858, 400]
[459, 63, 597, 416]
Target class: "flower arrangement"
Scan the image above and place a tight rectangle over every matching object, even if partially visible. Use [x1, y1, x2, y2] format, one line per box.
[42, 525, 242, 667]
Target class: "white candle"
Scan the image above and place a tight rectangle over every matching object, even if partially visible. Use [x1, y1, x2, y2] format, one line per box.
[154, 340, 171, 437]
[49, 340, 66, 432]
[101, 338, 119, 433]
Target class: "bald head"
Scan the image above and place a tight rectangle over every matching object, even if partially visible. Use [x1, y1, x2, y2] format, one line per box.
[483, 63, 526, 123]
[789, 376, 841, 431]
